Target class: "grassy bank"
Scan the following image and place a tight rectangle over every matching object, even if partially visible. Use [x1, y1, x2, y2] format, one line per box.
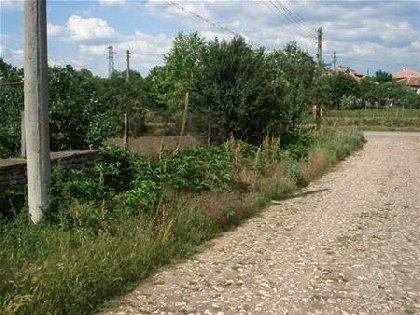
[0, 129, 365, 314]
[321, 109, 420, 131]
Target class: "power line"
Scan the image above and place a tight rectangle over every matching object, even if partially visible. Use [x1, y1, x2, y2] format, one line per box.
[166, 1, 238, 37]
[267, 0, 314, 40]
[165, 0, 268, 50]
[274, 0, 314, 36]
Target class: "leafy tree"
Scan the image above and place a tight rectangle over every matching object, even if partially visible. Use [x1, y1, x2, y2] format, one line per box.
[318, 73, 361, 109]
[191, 37, 290, 144]
[360, 79, 380, 107]
[374, 70, 392, 83]
[87, 76, 148, 146]
[0, 60, 148, 156]
[145, 32, 205, 111]
[269, 42, 316, 131]
[48, 65, 97, 150]
[0, 59, 24, 157]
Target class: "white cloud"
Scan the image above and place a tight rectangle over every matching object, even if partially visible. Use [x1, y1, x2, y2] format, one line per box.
[0, 45, 24, 65]
[3, 0, 418, 76]
[98, 0, 126, 6]
[80, 31, 173, 76]
[0, 0, 23, 11]
[48, 15, 118, 44]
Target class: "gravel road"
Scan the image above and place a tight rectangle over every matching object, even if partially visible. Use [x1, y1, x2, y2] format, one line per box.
[102, 132, 420, 315]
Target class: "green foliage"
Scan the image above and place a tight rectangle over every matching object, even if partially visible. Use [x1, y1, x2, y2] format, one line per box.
[89, 76, 147, 147]
[145, 37, 316, 144]
[281, 159, 309, 187]
[192, 38, 312, 143]
[340, 95, 358, 110]
[374, 70, 392, 83]
[0, 59, 23, 158]
[113, 181, 161, 217]
[359, 78, 419, 109]
[156, 146, 236, 192]
[317, 72, 361, 109]
[0, 187, 25, 222]
[48, 66, 97, 150]
[0, 61, 148, 157]
[1, 33, 370, 314]
[145, 32, 205, 111]
[0, 129, 365, 314]
[283, 128, 315, 160]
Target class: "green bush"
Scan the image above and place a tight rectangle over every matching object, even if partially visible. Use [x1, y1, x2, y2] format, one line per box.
[281, 159, 309, 187]
[112, 180, 162, 217]
[0, 130, 365, 314]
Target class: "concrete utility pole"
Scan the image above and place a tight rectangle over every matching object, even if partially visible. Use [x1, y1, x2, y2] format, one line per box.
[317, 27, 323, 66]
[332, 51, 337, 68]
[24, 0, 51, 224]
[123, 50, 130, 150]
[316, 27, 323, 130]
[107, 45, 114, 78]
[126, 50, 130, 82]
[178, 91, 189, 149]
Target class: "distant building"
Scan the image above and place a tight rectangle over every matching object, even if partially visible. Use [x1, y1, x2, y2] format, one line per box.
[393, 68, 420, 94]
[330, 66, 364, 82]
[392, 68, 420, 80]
[402, 76, 420, 94]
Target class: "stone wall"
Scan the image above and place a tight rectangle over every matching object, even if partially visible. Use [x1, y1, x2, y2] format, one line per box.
[0, 150, 99, 190]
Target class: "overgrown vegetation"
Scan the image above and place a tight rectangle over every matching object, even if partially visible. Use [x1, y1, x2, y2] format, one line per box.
[0, 32, 371, 314]
[316, 70, 420, 111]
[0, 129, 365, 314]
[0, 61, 147, 157]
[1, 34, 318, 157]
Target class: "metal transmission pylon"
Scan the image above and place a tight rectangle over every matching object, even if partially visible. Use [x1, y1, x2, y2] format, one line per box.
[107, 45, 115, 78]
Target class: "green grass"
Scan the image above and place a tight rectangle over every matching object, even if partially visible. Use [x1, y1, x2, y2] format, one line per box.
[328, 108, 420, 119]
[0, 129, 365, 314]
[319, 109, 420, 131]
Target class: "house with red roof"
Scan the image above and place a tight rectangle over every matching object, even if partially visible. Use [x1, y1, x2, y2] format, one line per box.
[402, 76, 420, 94]
[393, 68, 420, 94]
[392, 68, 419, 80]
[330, 66, 364, 82]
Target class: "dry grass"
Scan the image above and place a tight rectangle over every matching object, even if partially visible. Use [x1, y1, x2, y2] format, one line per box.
[109, 136, 199, 155]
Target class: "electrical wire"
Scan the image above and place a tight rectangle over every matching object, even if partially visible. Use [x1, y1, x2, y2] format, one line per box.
[274, 0, 314, 36]
[165, 0, 275, 50]
[267, 0, 315, 40]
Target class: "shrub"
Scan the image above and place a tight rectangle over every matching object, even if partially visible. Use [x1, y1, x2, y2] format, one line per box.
[0, 130, 365, 314]
[281, 159, 309, 187]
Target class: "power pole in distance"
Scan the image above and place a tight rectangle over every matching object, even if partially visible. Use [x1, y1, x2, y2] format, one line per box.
[126, 50, 130, 82]
[317, 27, 323, 66]
[24, 0, 51, 224]
[332, 51, 337, 68]
[107, 45, 114, 78]
[316, 27, 323, 130]
[178, 91, 189, 150]
[123, 50, 130, 150]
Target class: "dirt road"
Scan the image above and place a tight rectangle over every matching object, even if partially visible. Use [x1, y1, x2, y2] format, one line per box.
[103, 132, 420, 315]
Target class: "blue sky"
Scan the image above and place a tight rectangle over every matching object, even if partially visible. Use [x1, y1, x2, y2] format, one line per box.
[1, 0, 419, 77]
